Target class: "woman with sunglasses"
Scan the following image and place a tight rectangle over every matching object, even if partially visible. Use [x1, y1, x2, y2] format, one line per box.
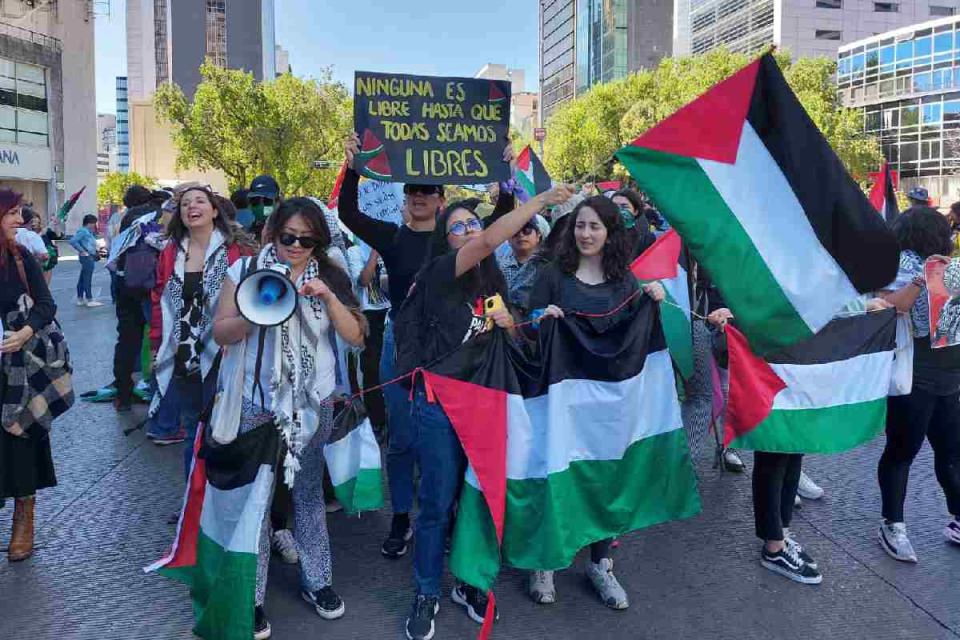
[400, 185, 573, 640]
[214, 198, 365, 639]
[147, 185, 252, 478]
[525, 196, 665, 610]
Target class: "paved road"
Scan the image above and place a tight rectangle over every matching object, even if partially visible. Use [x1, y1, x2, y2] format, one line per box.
[1, 261, 958, 640]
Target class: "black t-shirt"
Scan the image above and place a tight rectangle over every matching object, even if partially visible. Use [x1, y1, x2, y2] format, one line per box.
[529, 262, 640, 317]
[174, 271, 203, 378]
[415, 251, 495, 364]
[338, 169, 433, 319]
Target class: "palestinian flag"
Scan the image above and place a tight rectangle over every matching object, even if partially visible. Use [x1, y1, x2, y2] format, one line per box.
[868, 161, 899, 224]
[724, 308, 896, 453]
[515, 146, 552, 203]
[428, 300, 701, 603]
[327, 161, 348, 209]
[616, 54, 899, 355]
[325, 398, 384, 514]
[631, 229, 694, 379]
[146, 423, 279, 640]
[56, 186, 85, 222]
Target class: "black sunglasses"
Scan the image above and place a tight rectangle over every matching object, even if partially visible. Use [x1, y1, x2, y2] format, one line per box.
[278, 232, 319, 249]
[515, 225, 537, 236]
[404, 185, 442, 196]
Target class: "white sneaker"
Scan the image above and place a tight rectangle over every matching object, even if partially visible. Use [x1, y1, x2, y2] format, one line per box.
[878, 521, 918, 563]
[944, 519, 960, 545]
[586, 558, 628, 610]
[271, 529, 299, 564]
[722, 449, 746, 472]
[528, 570, 556, 604]
[75, 298, 86, 306]
[84, 299, 104, 308]
[794, 494, 802, 508]
[797, 471, 824, 500]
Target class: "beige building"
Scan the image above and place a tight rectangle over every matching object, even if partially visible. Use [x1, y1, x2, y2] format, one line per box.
[474, 64, 541, 139]
[0, 0, 97, 231]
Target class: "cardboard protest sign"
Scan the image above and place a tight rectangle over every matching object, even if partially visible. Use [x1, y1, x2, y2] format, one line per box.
[355, 179, 405, 260]
[926, 258, 960, 348]
[353, 71, 512, 185]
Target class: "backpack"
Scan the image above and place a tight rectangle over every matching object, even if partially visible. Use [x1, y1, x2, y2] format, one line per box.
[392, 275, 437, 379]
[123, 240, 160, 294]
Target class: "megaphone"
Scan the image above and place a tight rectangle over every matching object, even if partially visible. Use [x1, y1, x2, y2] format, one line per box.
[235, 262, 298, 326]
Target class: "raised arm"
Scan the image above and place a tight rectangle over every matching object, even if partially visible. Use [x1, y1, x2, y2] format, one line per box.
[340, 134, 402, 253]
[454, 185, 573, 278]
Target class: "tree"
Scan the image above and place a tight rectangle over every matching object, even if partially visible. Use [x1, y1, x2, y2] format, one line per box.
[154, 62, 352, 198]
[545, 50, 881, 182]
[97, 171, 156, 207]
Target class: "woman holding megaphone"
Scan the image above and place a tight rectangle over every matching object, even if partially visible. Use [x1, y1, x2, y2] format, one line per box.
[213, 197, 366, 639]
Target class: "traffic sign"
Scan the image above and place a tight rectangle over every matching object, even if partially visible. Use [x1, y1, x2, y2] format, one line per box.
[534, 127, 546, 142]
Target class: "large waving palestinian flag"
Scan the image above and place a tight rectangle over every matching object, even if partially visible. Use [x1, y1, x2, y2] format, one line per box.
[146, 423, 278, 640]
[426, 299, 701, 605]
[616, 54, 899, 355]
[724, 308, 896, 453]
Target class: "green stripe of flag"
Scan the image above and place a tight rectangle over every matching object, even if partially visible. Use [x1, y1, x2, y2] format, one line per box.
[617, 146, 811, 354]
[330, 468, 383, 514]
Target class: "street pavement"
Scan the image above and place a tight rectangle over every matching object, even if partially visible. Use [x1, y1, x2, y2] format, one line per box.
[1, 260, 959, 640]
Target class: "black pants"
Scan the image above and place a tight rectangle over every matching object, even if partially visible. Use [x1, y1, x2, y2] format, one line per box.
[112, 285, 147, 404]
[752, 451, 803, 541]
[359, 309, 387, 428]
[878, 390, 960, 522]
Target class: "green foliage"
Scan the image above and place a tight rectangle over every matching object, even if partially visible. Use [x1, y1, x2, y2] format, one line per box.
[97, 171, 155, 207]
[544, 49, 881, 182]
[154, 62, 352, 198]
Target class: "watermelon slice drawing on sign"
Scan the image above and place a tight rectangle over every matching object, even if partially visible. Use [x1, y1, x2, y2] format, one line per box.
[357, 129, 384, 162]
[361, 150, 392, 181]
[489, 81, 507, 103]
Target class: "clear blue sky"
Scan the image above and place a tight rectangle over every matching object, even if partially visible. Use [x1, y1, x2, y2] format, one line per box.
[95, 0, 540, 114]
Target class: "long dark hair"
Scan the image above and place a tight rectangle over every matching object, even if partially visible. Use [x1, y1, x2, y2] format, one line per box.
[265, 197, 358, 307]
[426, 198, 507, 301]
[555, 196, 632, 281]
[891, 207, 952, 259]
[166, 186, 238, 246]
[0, 188, 24, 271]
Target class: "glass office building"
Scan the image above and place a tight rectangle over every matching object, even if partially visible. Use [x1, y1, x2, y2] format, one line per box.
[838, 15, 960, 200]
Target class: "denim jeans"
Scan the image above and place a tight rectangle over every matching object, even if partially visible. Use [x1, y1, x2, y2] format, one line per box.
[77, 255, 95, 300]
[381, 320, 416, 514]
[146, 373, 212, 480]
[410, 388, 465, 597]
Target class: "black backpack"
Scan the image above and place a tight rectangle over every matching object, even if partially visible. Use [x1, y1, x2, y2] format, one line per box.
[122, 239, 160, 294]
[392, 275, 438, 379]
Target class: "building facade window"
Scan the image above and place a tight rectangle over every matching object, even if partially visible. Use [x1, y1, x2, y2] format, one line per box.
[0, 57, 48, 147]
[206, 0, 227, 67]
[816, 30, 842, 40]
[931, 6, 956, 16]
[816, 0, 842, 8]
[874, 2, 899, 12]
[689, 0, 775, 56]
[154, 0, 169, 85]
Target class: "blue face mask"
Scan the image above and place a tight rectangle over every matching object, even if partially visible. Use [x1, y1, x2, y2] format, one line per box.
[618, 206, 636, 229]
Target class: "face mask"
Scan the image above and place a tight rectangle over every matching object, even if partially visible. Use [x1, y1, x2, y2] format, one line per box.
[251, 202, 274, 221]
[619, 206, 636, 229]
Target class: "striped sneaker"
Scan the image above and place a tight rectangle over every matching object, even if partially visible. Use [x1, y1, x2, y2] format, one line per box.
[944, 519, 960, 546]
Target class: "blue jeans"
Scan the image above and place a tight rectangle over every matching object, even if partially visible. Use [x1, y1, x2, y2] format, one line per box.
[77, 255, 95, 300]
[381, 320, 416, 514]
[410, 388, 465, 597]
[147, 373, 211, 479]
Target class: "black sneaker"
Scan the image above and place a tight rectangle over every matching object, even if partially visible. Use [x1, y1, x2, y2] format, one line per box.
[405, 595, 439, 640]
[451, 583, 498, 625]
[382, 514, 413, 558]
[301, 586, 345, 619]
[254, 606, 272, 640]
[760, 545, 823, 585]
[783, 530, 818, 570]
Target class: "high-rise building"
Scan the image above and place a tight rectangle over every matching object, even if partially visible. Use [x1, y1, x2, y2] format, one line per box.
[0, 0, 97, 231]
[275, 44, 291, 76]
[839, 14, 960, 202]
[540, 0, 672, 122]
[116, 76, 129, 173]
[475, 64, 541, 139]
[126, 0, 276, 190]
[675, 0, 960, 60]
[97, 113, 117, 179]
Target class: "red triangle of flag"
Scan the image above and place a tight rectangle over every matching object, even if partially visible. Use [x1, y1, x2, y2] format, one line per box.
[724, 324, 786, 446]
[631, 228, 681, 280]
[489, 81, 507, 102]
[630, 57, 761, 164]
[422, 371, 507, 543]
[868, 161, 888, 213]
[516, 146, 532, 172]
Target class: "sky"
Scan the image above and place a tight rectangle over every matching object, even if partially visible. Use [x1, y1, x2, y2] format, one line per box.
[94, 0, 540, 114]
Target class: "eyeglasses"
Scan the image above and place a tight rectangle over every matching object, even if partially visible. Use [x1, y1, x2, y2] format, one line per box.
[447, 218, 483, 237]
[278, 232, 319, 249]
[515, 225, 537, 237]
[404, 185, 442, 196]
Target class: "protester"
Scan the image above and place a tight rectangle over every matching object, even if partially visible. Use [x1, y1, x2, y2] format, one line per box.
[248, 175, 280, 240]
[15, 208, 50, 273]
[146, 185, 250, 474]
[213, 197, 366, 639]
[525, 195, 664, 609]
[69, 214, 103, 307]
[28, 210, 60, 284]
[906, 186, 931, 208]
[398, 185, 572, 640]
[878, 207, 960, 560]
[496, 213, 550, 314]
[341, 132, 446, 559]
[0, 189, 59, 561]
[610, 188, 656, 256]
[948, 201, 960, 257]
